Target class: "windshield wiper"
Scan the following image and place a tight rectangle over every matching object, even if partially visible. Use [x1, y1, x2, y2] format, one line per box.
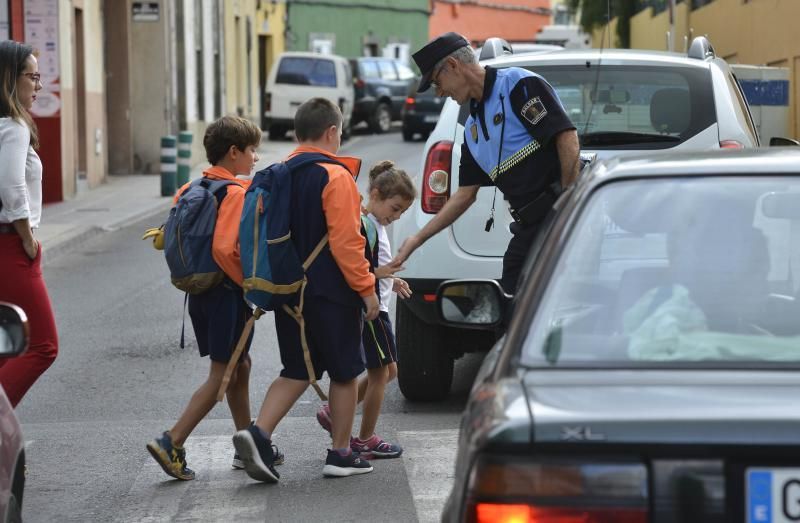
[581, 131, 681, 146]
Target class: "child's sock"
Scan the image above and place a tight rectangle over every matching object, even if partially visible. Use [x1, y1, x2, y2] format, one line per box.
[334, 448, 352, 457]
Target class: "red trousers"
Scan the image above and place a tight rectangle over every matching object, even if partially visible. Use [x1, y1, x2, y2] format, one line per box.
[0, 233, 58, 407]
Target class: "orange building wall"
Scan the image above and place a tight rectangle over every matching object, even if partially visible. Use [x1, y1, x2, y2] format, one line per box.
[429, 0, 550, 44]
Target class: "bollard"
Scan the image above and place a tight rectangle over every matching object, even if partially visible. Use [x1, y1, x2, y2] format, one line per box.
[160, 135, 177, 196]
[177, 131, 193, 186]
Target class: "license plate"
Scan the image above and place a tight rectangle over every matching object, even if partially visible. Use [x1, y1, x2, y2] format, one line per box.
[747, 468, 800, 522]
[424, 115, 439, 123]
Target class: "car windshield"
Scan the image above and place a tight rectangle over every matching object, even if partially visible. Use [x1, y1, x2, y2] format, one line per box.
[527, 65, 715, 149]
[522, 176, 800, 368]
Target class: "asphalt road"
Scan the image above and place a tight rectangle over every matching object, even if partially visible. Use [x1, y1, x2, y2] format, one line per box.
[16, 128, 486, 522]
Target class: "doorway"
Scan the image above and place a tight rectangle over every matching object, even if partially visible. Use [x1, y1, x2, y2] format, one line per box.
[74, 7, 87, 190]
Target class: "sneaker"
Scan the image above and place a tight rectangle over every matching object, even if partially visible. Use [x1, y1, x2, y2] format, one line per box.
[316, 404, 332, 436]
[350, 435, 403, 459]
[146, 431, 195, 481]
[232, 423, 280, 483]
[322, 449, 373, 477]
[233, 445, 284, 469]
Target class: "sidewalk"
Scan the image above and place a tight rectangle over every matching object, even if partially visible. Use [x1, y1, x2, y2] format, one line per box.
[38, 138, 296, 265]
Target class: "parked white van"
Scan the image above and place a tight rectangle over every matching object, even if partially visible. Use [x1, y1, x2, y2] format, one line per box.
[264, 52, 354, 140]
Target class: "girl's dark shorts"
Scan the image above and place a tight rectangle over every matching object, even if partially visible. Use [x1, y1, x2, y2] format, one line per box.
[362, 310, 397, 369]
[188, 280, 253, 363]
[274, 296, 365, 382]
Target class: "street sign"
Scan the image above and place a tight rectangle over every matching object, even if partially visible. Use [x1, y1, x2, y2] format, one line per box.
[132, 2, 159, 23]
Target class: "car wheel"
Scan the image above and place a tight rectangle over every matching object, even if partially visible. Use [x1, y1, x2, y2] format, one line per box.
[369, 103, 392, 134]
[268, 125, 285, 141]
[342, 122, 352, 141]
[396, 300, 454, 402]
[402, 128, 414, 141]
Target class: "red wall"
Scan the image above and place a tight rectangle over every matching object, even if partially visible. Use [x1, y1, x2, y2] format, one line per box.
[11, 0, 63, 203]
[429, 0, 550, 44]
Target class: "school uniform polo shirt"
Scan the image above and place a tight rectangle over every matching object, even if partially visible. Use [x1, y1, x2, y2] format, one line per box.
[459, 66, 576, 210]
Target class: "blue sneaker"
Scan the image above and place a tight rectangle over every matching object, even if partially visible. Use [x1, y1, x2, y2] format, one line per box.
[146, 431, 195, 481]
[232, 423, 280, 483]
[322, 449, 373, 477]
[233, 445, 284, 469]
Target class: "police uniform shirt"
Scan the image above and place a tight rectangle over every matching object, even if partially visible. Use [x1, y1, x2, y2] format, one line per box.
[459, 67, 575, 210]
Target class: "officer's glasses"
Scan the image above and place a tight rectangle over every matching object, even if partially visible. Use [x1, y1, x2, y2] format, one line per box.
[430, 64, 446, 90]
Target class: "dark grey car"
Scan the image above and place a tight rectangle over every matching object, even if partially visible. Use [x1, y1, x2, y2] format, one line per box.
[350, 57, 417, 133]
[437, 149, 800, 522]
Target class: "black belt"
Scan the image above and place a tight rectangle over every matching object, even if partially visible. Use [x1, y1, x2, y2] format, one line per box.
[0, 223, 16, 235]
[509, 190, 557, 226]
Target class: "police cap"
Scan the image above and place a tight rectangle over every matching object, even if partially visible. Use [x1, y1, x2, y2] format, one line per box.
[412, 32, 470, 93]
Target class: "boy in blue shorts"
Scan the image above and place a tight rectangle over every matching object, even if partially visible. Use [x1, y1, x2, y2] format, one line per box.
[146, 116, 280, 481]
[233, 98, 380, 482]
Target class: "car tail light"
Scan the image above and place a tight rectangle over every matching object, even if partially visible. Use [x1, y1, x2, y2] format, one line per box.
[720, 140, 744, 149]
[405, 97, 416, 107]
[421, 141, 453, 214]
[265, 93, 271, 113]
[466, 458, 648, 523]
[354, 78, 365, 89]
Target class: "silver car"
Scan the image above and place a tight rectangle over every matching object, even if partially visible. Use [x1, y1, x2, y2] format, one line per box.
[0, 303, 28, 523]
[437, 148, 800, 522]
[393, 37, 764, 402]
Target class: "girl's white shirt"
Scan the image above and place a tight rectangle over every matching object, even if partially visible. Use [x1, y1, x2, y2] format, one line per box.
[367, 212, 392, 312]
[0, 118, 42, 227]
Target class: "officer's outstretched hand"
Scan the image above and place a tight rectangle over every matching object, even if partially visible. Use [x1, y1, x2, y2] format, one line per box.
[395, 235, 422, 265]
[374, 258, 405, 279]
[362, 293, 380, 321]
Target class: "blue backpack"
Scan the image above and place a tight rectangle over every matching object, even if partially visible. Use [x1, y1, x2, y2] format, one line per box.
[239, 153, 345, 311]
[238, 153, 347, 401]
[163, 178, 238, 294]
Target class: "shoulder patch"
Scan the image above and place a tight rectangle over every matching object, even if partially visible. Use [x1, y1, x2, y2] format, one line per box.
[521, 96, 547, 126]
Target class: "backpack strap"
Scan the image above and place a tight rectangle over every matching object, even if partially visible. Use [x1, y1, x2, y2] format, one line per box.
[216, 307, 263, 402]
[360, 214, 378, 253]
[198, 178, 239, 206]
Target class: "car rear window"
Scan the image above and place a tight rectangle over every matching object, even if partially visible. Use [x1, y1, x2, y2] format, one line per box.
[458, 64, 716, 150]
[378, 60, 398, 80]
[359, 60, 380, 79]
[275, 57, 337, 87]
[543, 65, 715, 148]
[521, 177, 800, 368]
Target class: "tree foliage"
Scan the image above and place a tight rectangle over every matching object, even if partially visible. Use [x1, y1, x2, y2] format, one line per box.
[565, 0, 638, 48]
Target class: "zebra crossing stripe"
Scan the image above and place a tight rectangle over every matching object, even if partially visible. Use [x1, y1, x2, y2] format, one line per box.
[398, 429, 459, 523]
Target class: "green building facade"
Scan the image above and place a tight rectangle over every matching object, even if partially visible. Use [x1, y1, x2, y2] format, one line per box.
[285, 0, 430, 66]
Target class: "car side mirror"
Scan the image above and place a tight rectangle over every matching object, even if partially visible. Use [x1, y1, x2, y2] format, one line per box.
[0, 303, 29, 357]
[769, 137, 800, 147]
[436, 280, 509, 329]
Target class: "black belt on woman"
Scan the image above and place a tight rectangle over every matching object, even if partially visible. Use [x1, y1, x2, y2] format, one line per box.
[0, 223, 16, 234]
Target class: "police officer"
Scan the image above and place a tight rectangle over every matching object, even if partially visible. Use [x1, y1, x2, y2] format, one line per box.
[395, 32, 580, 294]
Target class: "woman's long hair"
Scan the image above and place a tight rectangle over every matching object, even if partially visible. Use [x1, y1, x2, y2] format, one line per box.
[0, 40, 39, 149]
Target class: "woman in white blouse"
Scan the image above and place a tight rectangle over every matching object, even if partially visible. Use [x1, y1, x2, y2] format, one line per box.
[0, 40, 58, 407]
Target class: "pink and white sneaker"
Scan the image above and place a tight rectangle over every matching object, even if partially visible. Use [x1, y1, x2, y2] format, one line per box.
[350, 434, 403, 459]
